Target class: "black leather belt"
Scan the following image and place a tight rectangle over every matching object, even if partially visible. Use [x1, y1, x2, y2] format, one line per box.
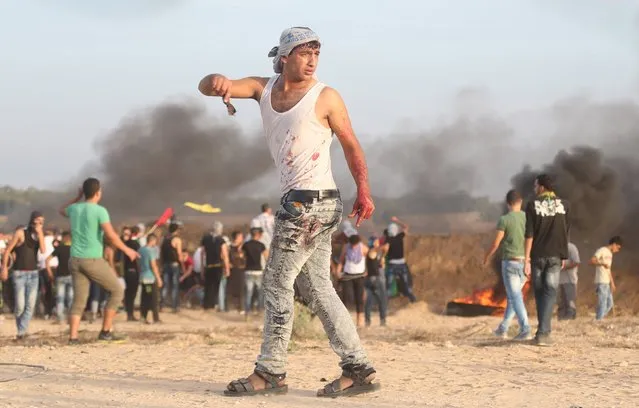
[282, 189, 340, 203]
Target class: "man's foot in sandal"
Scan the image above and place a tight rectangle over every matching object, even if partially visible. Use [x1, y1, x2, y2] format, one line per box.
[317, 365, 380, 398]
[224, 369, 288, 397]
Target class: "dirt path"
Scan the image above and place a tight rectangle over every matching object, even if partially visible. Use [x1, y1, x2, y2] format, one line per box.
[1, 304, 638, 407]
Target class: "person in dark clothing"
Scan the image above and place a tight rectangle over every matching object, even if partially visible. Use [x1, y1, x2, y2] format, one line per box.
[228, 231, 246, 313]
[383, 216, 416, 303]
[46, 231, 73, 323]
[364, 236, 387, 327]
[524, 173, 570, 347]
[123, 226, 142, 321]
[336, 233, 368, 328]
[1, 211, 46, 340]
[200, 221, 230, 310]
[161, 223, 184, 312]
[242, 228, 267, 317]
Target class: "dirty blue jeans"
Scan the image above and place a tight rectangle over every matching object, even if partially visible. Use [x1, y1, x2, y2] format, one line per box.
[496, 260, 530, 334]
[256, 193, 372, 375]
[162, 263, 181, 311]
[13, 270, 39, 336]
[595, 283, 614, 320]
[364, 275, 387, 325]
[531, 256, 561, 337]
[55, 275, 74, 321]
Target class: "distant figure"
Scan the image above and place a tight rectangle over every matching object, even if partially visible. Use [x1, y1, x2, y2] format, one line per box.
[589, 236, 622, 320]
[336, 232, 368, 328]
[558, 242, 580, 320]
[45, 231, 73, 323]
[123, 225, 142, 321]
[364, 236, 387, 327]
[138, 233, 163, 324]
[242, 227, 268, 317]
[160, 223, 184, 313]
[250, 203, 275, 249]
[1, 211, 46, 340]
[200, 221, 229, 311]
[383, 216, 417, 303]
[524, 174, 570, 347]
[484, 190, 531, 341]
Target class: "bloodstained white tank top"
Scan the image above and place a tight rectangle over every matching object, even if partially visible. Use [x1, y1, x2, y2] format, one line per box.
[259, 75, 336, 195]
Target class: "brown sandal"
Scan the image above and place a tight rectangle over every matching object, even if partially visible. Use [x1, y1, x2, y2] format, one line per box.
[224, 369, 288, 397]
[317, 365, 381, 398]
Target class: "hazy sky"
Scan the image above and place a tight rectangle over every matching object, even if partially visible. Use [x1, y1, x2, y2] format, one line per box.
[1, 0, 638, 188]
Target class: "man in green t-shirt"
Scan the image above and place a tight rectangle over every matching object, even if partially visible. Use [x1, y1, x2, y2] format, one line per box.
[483, 189, 531, 341]
[59, 177, 139, 345]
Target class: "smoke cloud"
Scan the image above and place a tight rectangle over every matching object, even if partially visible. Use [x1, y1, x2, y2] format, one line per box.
[93, 99, 273, 216]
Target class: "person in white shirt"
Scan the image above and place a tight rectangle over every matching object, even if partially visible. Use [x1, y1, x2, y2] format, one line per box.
[589, 236, 622, 320]
[250, 204, 275, 249]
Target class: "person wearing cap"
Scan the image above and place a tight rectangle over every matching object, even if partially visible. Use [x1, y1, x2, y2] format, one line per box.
[382, 216, 416, 303]
[1, 211, 46, 340]
[200, 26, 378, 398]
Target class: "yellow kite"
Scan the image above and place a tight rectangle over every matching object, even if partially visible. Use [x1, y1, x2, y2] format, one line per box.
[184, 202, 222, 214]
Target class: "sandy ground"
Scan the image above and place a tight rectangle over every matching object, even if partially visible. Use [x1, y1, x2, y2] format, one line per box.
[0, 303, 638, 408]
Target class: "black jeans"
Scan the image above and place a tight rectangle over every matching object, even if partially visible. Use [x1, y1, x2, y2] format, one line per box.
[140, 282, 160, 322]
[124, 269, 139, 318]
[203, 266, 223, 310]
[340, 276, 365, 314]
[531, 257, 561, 337]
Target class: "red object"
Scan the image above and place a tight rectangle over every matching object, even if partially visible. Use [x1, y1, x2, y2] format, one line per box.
[155, 208, 174, 226]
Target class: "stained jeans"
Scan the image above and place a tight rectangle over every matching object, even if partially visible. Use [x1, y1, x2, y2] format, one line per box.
[162, 263, 180, 311]
[388, 263, 417, 302]
[13, 270, 39, 336]
[595, 283, 614, 320]
[531, 256, 561, 337]
[365, 275, 387, 325]
[256, 194, 371, 375]
[497, 260, 530, 333]
[55, 275, 74, 321]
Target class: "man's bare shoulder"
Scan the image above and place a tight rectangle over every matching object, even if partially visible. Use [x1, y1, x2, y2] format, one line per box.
[318, 86, 347, 112]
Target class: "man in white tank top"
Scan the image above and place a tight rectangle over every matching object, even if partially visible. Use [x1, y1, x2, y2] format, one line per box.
[199, 26, 378, 398]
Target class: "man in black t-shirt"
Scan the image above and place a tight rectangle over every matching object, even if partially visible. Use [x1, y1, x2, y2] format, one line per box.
[46, 231, 73, 323]
[383, 216, 416, 303]
[200, 221, 230, 310]
[524, 174, 570, 347]
[123, 226, 141, 321]
[242, 227, 268, 316]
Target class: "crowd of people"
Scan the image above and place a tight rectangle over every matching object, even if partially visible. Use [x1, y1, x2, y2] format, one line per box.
[0, 197, 420, 340]
[483, 174, 623, 346]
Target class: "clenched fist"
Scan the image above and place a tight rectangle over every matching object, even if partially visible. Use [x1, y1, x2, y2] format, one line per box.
[199, 74, 232, 103]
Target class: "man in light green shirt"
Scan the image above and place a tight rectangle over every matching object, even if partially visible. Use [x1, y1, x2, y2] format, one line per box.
[484, 189, 531, 340]
[60, 177, 138, 345]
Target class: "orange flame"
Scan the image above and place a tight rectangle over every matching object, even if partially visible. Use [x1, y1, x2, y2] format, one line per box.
[451, 279, 531, 316]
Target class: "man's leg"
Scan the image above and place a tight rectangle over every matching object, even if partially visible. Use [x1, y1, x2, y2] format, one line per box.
[564, 283, 577, 319]
[378, 277, 388, 325]
[55, 277, 66, 321]
[244, 276, 255, 314]
[69, 260, 91, 340]
[140, 284, 150, 321]
[364, 280, 373, 326]
[505, 261, 530, 334]
[20, 271, 39, 335]
[557, 284, 566, 320]
[77, 259, 125, 335]
[170, 265, 180, 311]
[12, 272, 27, 336]
[606, 288, 614, 318]
[124, 270, 137, 319]
[537, 257, 560, 338]
[218, 276, 227, 312]
[151, 282, 161, 322]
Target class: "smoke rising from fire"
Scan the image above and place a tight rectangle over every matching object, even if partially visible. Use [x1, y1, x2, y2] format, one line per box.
[93, 99, 272, 216]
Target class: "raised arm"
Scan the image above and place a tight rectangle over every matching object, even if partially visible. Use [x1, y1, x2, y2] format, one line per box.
[59, 188, 84, 218]
[198, 74, 269, 102]
[322, 87, 374, 226]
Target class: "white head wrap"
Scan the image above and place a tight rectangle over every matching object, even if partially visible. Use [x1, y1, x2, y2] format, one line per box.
[387, 222, 400, 238]
[341, 220, 358, 238]
[268, 26, 320, 74]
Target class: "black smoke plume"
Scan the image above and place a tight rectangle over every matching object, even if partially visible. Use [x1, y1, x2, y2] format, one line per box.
[94, 99, 273, 216]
